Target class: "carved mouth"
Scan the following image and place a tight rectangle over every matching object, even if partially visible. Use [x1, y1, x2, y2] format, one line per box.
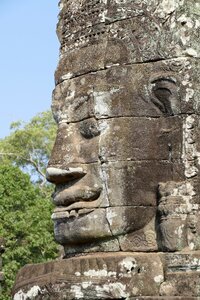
[51, 198, 102, 220]
[51, 208, 95, 220]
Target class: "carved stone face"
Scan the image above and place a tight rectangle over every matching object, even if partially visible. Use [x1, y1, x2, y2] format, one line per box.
[47, 56, 200, 253]
[12, 2, 200, 299]
[47, 0, 200, 255]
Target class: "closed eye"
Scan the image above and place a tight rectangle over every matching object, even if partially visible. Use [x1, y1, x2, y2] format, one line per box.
[79, 118, 100, 139]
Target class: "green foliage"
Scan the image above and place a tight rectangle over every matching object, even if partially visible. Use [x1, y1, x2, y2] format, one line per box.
[0, 164, 57, 300]
[0, 111, 57, 185]
[0, 111, 58, 299]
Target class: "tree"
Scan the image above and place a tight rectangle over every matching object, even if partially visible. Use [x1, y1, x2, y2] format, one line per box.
[0, 164, 58, 300]
[0, 111, 58, 299]
[0, 111, 57, 186]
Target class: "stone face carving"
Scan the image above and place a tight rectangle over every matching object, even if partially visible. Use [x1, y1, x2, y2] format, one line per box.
[13, 0, 200, 299]
[157, 181, 199, 251]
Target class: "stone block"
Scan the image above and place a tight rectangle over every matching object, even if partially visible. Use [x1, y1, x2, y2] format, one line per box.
[160, 252, 200, 297]
[53, 208, 112, 245]
[100, 117, 182, 162]
[55, 2, 199, 80]
[13, 253, 164, 299]
[119, 217, 158, 252]
[103, 161, 184, 207]
[53, 59, 200, 123]
[49, 117, 182, 165]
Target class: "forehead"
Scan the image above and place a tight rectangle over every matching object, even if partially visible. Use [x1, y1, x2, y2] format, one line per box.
[52, 58, 200, 123]
[54, 0, 199, 123]
[56, 0, 199, 82]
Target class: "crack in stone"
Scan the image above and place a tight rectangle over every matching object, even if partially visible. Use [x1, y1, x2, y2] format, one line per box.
[56, 56, 198, 85]
[49, 158, 182, 168]
[56, 112, 199, 126]
[104, 208, 122, 251]
[61, 14, 145, 39]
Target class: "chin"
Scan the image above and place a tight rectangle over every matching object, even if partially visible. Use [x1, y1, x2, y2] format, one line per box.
[53, 205, 156, 247]
[53, 208, 113, 245]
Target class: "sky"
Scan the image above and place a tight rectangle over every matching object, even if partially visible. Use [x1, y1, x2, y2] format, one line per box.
[0, 0, 59, 138]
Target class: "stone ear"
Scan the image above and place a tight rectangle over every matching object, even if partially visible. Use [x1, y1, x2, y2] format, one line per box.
[150, 78, 180, 116]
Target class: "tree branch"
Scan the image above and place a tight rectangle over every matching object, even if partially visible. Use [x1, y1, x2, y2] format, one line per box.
[0, 152, 47, 185]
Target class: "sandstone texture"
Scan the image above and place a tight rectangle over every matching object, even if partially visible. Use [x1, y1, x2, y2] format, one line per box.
[13, 252, 200, 299]
[13, 0, 200, 299]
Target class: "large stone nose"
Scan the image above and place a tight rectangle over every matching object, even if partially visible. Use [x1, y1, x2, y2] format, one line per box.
[48, 122, 99, 168]
[46, 167, 86, 184]
[47, 123, 80, 167]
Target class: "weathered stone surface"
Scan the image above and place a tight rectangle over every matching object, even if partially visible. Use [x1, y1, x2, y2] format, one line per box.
[160, 252, 200, 296]
[118, 217, 158, 252]
[53, 59, 200, 123]
[157, 181, 200, 251]
[104, 161, 184, 207]
[13, 0, 200, 299]
[52, 203, 156, 248]
[53, 208, 113, 245]
[13, 253, 164, 299]
[99, 117, 182, 161]
[12, 252, 200, 299]
[49, 117, 182, 165]
[55, 1, 200, 81]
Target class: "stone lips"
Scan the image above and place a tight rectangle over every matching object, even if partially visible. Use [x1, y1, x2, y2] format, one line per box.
[53, 207, 156, 246]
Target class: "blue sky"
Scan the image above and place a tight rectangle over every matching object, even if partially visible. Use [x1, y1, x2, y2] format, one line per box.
[0, 1, 59, 138]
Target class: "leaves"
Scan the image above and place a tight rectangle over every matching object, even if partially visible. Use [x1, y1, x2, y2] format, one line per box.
[0, 111, 58, 299]
[0, 164, 57, 299]
[0, 111, 57, 186]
